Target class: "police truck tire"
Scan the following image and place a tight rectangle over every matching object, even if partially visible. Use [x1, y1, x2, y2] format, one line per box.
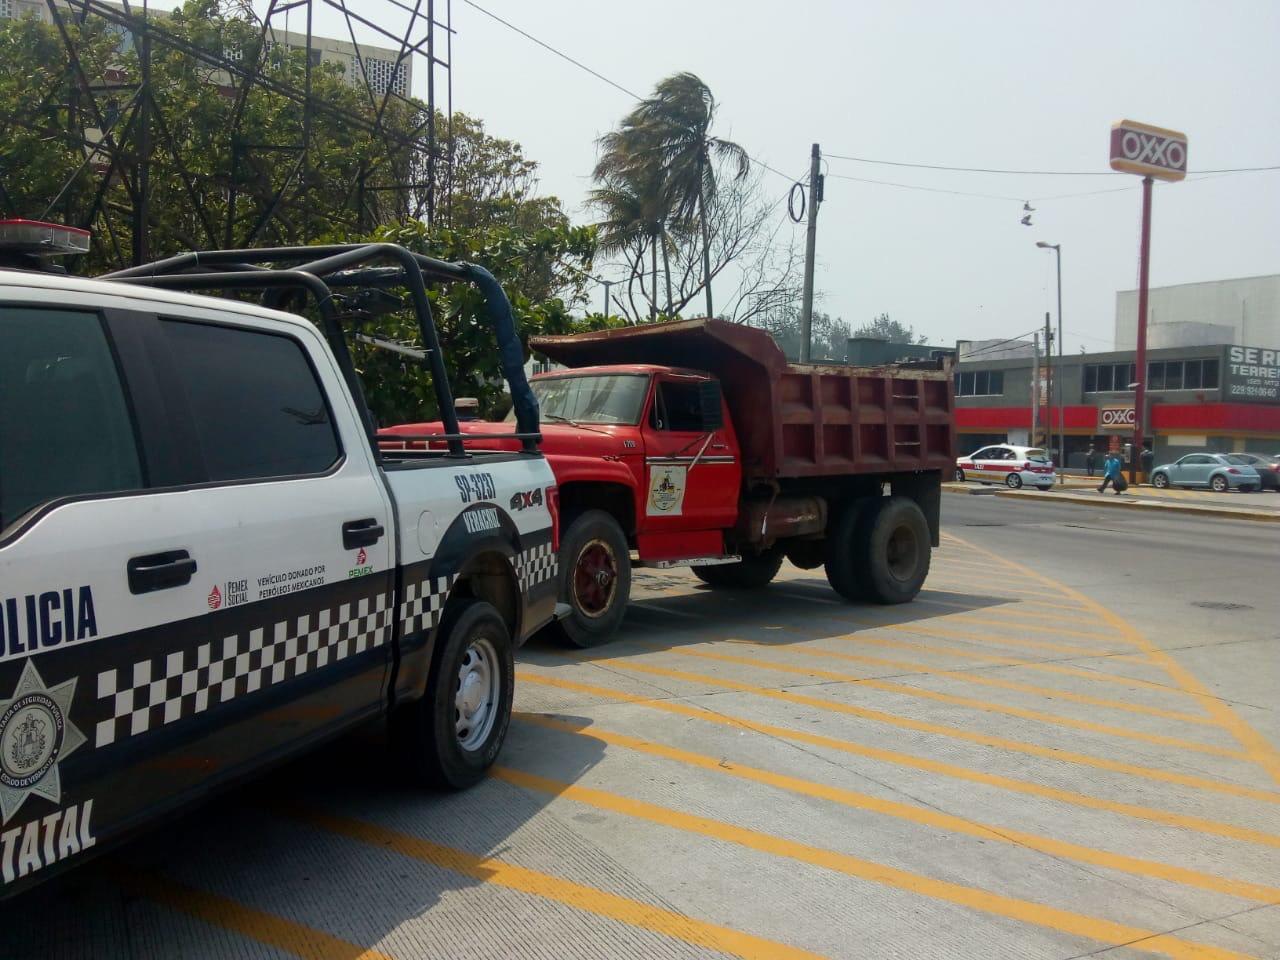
[826, 497, 930, 605]
[397, 599, 514, 790]
[692, 548, 784, 588]
[555, 510, 631, 648]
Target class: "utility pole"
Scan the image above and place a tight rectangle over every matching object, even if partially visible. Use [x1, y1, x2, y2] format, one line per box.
[1031, 332, 1040, 444]
[1131, 176, 1154, 485]
[1044, 312, 1054, 451]
[601, 280, 613, 319]
[799, 143, 823, 364]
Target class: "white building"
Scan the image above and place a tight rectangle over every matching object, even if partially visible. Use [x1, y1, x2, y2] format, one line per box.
[2, 0, 411, 97]
[1115, 275, 1280, 351]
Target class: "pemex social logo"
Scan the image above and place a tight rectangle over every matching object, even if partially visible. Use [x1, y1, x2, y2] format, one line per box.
[207, 584, 222, 610]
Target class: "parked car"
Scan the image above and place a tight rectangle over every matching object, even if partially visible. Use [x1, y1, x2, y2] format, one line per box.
[1149, 453, 1261, 492]
[1229, 453, 1280, 491]
[955, 445, 1057, 490]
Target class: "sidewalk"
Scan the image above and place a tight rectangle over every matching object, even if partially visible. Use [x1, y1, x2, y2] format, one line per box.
[945, 479, 1280, 522]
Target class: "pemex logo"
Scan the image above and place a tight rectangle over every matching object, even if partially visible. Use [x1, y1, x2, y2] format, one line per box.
[356, 547, 367, 565]
[207, 584, 222, 610]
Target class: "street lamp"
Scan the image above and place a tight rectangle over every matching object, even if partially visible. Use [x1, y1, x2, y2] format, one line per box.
[1036, 241, 1064, 485]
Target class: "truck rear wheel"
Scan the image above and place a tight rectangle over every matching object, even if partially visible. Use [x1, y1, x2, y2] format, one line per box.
[395, 599, 514, 789]
[555, 510, 631, 648]
[825, 496, 930, 605]
[692, 548, 784, 588]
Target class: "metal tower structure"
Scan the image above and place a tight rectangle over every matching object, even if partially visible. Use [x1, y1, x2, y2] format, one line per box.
[26, 0, 452, 267]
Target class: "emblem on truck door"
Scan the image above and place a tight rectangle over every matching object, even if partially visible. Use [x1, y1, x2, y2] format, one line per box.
[0, 662, 85, 824]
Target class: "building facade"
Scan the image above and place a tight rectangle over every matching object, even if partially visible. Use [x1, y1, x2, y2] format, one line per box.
[1115, 275, 1279, 351]
[3, 0, 412, 97]
[955, 343, 1280, 466]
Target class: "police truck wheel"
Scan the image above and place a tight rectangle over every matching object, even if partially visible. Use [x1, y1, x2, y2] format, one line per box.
[397, 599, 513, 790]
[692, 548, 784, 588]
[825, 497, 930, 605]
[1006, 473, 1023, 489]
[555, 510, 631, 648]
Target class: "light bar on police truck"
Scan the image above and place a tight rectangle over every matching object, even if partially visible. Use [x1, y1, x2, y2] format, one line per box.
[0, 219, 91, 255]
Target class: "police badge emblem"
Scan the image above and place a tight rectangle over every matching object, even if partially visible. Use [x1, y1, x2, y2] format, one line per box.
[0, 661, 85, 824]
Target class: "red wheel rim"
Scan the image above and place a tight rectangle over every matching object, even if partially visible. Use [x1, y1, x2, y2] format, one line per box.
[572, 539, 618, 618]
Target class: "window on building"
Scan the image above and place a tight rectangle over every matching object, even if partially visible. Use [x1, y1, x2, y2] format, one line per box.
[1202, 358, 1219, 389]
[1164, 360, 1183, 390]
[954, 369, 1003, 397]
[159, 320, 340, 482]
[1147, 361, 1165, 391]
[1096, 364, 1113, 391]
[0, 0, 14, 19]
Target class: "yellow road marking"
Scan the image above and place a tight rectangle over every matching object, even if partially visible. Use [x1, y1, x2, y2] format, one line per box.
[922, 575, 1086, 604]
[914, 596, 1112, 630]
[285, 806, 823, 960]
[721, 638, 1217, 728]
[919, 611, 1121, 643]
[809, 628, 1202, 697]
[948, 535, 1280, 789]
[518, 671, 1280, 848]
[494, 767, 1253, 960]
[817, 614, 1153, 667]
[599, 659, 1280, 804]
[517, 670, 1280, 855]
[516, 712, 1280, 904]
[643, 643, 1242, 759]
[123, 871, 395, 960]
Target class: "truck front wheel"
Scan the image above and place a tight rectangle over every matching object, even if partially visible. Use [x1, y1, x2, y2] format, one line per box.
[555, 510, 631, 648]
[825, 496, 930, 605]
[692, 548, 784, 588]
[394, 599, 514, 789]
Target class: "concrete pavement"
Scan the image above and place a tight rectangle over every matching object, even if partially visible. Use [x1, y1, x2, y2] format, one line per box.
[4, 497, 1278, 959]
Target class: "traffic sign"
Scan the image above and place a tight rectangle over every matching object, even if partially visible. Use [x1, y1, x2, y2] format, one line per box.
[1109, 120, 1188, 181]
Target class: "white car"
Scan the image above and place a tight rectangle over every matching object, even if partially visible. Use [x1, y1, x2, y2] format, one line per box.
[955, 444, 1057, 489]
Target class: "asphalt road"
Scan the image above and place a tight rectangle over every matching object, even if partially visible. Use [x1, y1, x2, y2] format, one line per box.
[5, 496, 1279, 960]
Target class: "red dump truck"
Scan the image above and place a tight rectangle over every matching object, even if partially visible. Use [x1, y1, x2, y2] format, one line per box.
[380, 317, 956, 646]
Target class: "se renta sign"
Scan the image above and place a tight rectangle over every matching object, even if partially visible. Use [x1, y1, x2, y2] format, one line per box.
[1109, 120, 1188, 181]
[1099, 406, 1136, 430]
[1225, 346, 1280, 403]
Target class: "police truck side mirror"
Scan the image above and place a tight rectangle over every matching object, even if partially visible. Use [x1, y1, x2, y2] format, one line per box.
[699, 381, 724, 432]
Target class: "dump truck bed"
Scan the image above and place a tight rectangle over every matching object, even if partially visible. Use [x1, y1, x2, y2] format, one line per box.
[530, 317, 957, 484]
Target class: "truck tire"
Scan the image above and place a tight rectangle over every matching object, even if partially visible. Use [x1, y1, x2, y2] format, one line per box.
[692, 548, 784, 588]
[785, 540, 826, 570]
[825, 496, 930, 605]
[395, 599, 514, 789]
[555, 510, 631, 648]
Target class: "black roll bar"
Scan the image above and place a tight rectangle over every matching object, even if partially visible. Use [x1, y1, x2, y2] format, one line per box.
[102, 242, 541, 456]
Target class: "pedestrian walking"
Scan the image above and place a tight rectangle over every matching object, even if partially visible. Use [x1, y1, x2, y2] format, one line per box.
[1097, 451, 1125, 494]
[1085, 444, 1097, 477]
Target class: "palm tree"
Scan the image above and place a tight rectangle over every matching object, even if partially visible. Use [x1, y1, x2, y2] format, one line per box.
[600, 73, 749, 319]
[589, 166, 670, 320]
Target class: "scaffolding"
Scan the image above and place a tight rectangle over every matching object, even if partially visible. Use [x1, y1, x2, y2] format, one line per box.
[18, 0, 453, 267]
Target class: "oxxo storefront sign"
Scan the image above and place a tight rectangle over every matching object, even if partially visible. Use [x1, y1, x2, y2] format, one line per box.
[1099, 406, 1136, 430]
[1225, 346, 1280, 403]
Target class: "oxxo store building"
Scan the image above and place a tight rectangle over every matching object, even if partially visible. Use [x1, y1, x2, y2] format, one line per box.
[954, 344, 1280, 468]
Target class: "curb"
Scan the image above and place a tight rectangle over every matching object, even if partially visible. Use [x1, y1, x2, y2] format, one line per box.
[943, 484, 1280, 522]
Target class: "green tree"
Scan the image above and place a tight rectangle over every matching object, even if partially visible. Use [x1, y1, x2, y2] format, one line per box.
[852, 313, 925, 344]
[595, 72, 749, 319]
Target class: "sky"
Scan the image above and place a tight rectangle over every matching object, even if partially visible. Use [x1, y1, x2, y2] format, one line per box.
[162, 0, 1280, 354]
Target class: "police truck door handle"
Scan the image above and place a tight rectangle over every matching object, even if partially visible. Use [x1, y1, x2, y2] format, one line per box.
[127, 550, 198, 595]
[342, 518, 385, 549]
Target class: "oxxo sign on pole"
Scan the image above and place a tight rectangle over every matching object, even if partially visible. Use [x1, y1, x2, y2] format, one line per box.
[1110, 120, 1187, 482]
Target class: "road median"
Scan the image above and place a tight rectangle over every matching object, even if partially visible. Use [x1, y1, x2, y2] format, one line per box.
[943, 483, 1280, 522]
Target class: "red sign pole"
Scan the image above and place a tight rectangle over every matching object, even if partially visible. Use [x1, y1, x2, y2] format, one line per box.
[1130, 175, 1153, 484]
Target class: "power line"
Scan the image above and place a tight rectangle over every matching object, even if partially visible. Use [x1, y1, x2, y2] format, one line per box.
[825, 172, 1023, 202]
[960, 330, 1041, 359]
[825, 153, 1280, 178]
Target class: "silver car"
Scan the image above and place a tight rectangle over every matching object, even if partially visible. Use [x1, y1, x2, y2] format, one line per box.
[1150, 453, 1262, 492]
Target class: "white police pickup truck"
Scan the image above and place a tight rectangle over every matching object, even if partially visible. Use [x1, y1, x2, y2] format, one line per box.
[0, 223, 558, 897]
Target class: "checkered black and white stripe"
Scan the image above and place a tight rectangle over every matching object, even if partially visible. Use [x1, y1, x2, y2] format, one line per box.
[398, 574, 455, 637]
[94, 592, 393, 748]
[517, 542, 557, 591]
